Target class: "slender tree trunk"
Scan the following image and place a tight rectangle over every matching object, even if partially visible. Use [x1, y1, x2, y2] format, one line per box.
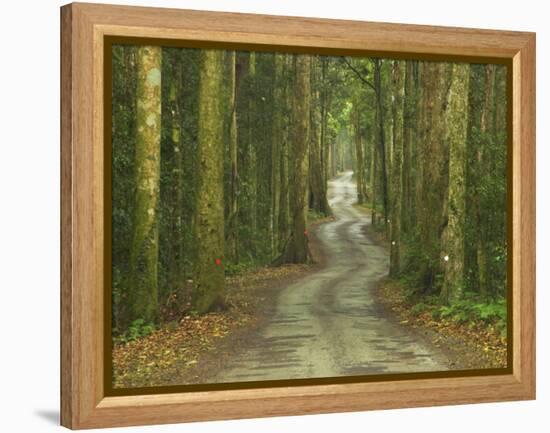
[330, 139, 337, 178]
[414, 63, 426, 235]
[320, 58, 332, 204]
[373, 59, 389, 225]
[308, 59, 330, 215]
[278, 54, 291, 247]
[476, 64, 496, 297]
[278, 54, 311, 264]
[193, 50, 225, 314]
[227, 51, 239, 263]
[248, 53, 258, 249]
[441, 63, 470, 303]
[389, 60, 405, 277]
[129, 46, 162, 324]
[168, 53, 184, 288]
[371, 107, 379, 225]
[401, 61, 414, 234]
[271, 54, 284, 256]
[352, 99, 366, 204]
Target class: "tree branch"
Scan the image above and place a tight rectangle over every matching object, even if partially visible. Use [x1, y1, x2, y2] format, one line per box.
[341, 57, 377, 94]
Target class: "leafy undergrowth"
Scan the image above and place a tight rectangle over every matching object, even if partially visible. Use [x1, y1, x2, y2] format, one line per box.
[377, 279, 508, 369]
[112, 263, 313, 389]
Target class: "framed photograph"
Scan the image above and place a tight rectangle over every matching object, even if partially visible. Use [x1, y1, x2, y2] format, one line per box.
[60, 2, 535, 429]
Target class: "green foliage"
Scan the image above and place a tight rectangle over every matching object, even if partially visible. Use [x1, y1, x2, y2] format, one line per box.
[410, 302, 428, 316]
[407, 292, 507, 337]
[224, 261, 256, 277]
[436, 293, 506, 327]
[115, 319, 156, 344]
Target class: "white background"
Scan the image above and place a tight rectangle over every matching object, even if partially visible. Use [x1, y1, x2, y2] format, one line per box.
[0, 0, 545, 431]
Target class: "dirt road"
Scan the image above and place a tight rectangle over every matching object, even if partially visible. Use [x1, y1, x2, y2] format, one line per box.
[213, 171, 449, 383]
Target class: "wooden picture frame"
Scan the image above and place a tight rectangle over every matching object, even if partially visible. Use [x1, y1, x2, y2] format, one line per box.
[61, 2, 536, 429]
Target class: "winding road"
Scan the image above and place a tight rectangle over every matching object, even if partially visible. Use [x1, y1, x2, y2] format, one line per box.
[214, 171, 449, 383]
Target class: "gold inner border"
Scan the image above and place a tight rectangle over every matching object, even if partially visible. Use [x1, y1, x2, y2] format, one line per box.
[103, 35, 514, 398]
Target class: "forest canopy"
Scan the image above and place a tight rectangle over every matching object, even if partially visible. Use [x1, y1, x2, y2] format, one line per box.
[111, 45, 508, 339]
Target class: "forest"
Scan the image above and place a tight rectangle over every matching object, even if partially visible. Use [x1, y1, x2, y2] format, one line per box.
[111, 44, 508, 350]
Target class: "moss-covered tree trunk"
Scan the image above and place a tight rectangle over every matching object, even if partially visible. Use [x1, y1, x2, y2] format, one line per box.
[389, 60, 404, 277]
[440, 63, 470, 303]
[227, 51, 239, 263]
[192, 50, 225, 314]
[417, 61, 451, 293]
[168, 52, 184, 290]
[128, 46, 162, 325]
[278, 54, 311, 264]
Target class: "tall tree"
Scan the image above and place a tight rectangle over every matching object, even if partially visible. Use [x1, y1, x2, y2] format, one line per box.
[320, 57, 331, 187]
[128, 46, 162, 325]
[413, 62, 426, 240]
[476, 64, 496, 297]
[193, 50, 225, 314]
[309, 58, 330, 215]
[417, 61, 451, 292]
[352, 97, 367, 204]
[373, 59, 389, 225]
[278, 54, 311, 264]
[248, 53, 258, 247]
[440, 63, 470, 303]
[389, 60, 405, 276]
[278, 54, 292, 248]
[271, 54, 284, 256]
[226, 51, 239, 262]
[401, 61, 414, 234]
[167, 50, 185, 291]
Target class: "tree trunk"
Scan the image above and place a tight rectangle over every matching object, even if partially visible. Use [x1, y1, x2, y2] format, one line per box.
[353, 99, 366, 204]
[168, 52, 184, 289]
[417, 61, 451, 293]
[414, 63, 426, 237]
[373, 59, 389, 225]
[278, 54, 311, 264]
[192, 50, 225, 314]
[476, 64, 496, 297]
[320, 58, 332, 202]
[371, 107, 379, 225]
[129, 46, 162, 325]
[401, 61, 414, 234]
[308, 58, 331, 216]
[389, 60, 405, 277]
[278, 54, 291, 248]
[440, 63, 470, 303]
[226, 51, 239, 263]
[271, 53, 283, 256]
[248, 53, 258, 251]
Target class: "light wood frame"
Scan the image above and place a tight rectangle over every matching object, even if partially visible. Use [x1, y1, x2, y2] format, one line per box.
[61, 2, 536, 429]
